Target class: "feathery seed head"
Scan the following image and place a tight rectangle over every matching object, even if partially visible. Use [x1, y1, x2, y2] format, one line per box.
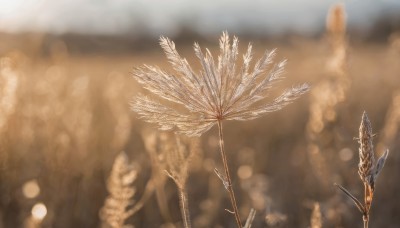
[132, 32, 310, 136]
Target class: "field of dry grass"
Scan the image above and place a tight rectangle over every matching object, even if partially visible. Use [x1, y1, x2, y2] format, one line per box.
[0, 27, 399, 228]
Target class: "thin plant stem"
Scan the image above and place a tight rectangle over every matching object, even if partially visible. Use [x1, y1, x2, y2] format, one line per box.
[155, 183, 173, 223]
[363, 215, 369, 228]
[179, 188, 191, 228]
[244, 208, 256, 228]
[130, 179, 155, 215]
[217, 120, 242, 228]
[363, 183, 370, 228]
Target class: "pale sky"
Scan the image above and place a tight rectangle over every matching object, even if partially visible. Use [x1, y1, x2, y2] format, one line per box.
[0, 0, 399, 36]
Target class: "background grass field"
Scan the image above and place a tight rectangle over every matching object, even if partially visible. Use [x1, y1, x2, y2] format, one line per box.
[0, 29, 399, 227]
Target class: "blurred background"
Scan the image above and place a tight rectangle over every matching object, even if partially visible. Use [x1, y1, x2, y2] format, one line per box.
[0, 0, 400, 227]
[1, 0, 400, 37]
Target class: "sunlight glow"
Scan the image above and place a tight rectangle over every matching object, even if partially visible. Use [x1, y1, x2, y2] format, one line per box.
[31, 203, 47, 220]
[0, 0, 26, 15]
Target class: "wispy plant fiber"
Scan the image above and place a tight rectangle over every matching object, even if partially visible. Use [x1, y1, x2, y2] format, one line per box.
[132, 32, 309, 136]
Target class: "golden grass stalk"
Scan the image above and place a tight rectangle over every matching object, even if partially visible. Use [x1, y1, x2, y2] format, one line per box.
[311, 203, 322, 228]
[100, 152, 137, 228]
[132, 32, 309, 227]
[0, 54, 19, 132]
[326, 3, 348, 76]
[377, 91, 400, 153]
[141, 130, 173, 223]
[163, 134, 199, 228]
[326, 3, 346, 45]
[306, 3, 350, 189]
[335, 112, 389, 228]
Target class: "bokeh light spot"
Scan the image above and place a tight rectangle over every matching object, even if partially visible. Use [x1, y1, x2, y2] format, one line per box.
[22, 179, 40, 199]
[339, 148, 353, 161]
[32, 203, 47, 220]
[238, 165, 253, 180]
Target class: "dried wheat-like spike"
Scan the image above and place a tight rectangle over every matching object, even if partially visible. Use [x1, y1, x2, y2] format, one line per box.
[358, 112, 375, 186]
[310, 203, 322, 228]
[100, 152, 137, 228]
[132, 32, 309, 137]
[336, 112, 389, 228]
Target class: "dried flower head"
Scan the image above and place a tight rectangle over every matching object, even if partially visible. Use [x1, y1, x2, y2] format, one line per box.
[132, 32, 309, 136]
[358, 112, 375, 185]
[336, 112, 389, 227]
[358, 112, 389, 189]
